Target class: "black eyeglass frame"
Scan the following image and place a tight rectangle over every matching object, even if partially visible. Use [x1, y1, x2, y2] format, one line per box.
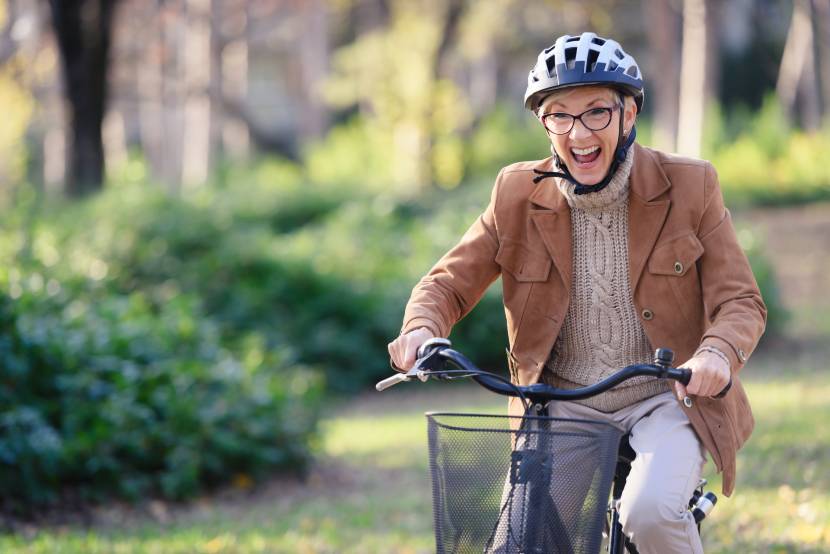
[539, 104, 623, 135]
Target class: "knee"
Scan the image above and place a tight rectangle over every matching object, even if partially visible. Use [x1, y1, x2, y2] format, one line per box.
[618, 488, 682, 542]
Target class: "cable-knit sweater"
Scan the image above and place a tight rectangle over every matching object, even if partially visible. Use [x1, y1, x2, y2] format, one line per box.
[541, 148, 669, 411]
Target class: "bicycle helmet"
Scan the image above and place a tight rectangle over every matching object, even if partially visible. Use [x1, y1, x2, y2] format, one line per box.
[525, 32, 644, 195]
[524, 32, 644, 113]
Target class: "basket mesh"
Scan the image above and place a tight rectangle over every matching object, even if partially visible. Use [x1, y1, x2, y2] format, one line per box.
[426, 412, 623, 554]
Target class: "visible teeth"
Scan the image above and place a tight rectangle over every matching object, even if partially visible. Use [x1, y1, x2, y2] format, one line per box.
[572, 145, 600, 155]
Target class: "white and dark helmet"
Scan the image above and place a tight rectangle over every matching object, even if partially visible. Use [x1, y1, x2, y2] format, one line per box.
[524, 32, 644, 113]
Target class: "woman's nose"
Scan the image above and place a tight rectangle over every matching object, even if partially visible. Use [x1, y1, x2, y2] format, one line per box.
[569, 118, 592, 140]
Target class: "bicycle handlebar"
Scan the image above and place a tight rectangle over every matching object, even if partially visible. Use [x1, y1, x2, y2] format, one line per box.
[379, 338, 731, 404]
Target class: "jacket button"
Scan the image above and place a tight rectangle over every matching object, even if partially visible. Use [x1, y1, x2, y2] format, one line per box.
[642, 309, 654, 320]
[738, 348, 747, 362]
[674, 261, 684, 274]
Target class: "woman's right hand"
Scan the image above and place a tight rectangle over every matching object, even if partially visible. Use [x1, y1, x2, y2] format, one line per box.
[387, 327, 435, 372]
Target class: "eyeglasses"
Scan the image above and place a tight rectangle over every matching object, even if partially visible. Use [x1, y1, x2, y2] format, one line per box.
[539, 104, 621, 135]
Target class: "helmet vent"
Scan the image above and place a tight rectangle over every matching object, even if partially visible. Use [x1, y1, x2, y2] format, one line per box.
[608, 60, 619, 72]
[615, 48, 624, 60]
[625, 65, 639, 78]
[591, 37, 605, 46]
[586, 49, 599, 72]
[545, 56, 557, 77]
[565, 47, 577, 69]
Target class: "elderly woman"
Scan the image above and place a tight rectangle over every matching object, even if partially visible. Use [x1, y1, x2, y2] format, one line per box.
[388, 32, 766, 553]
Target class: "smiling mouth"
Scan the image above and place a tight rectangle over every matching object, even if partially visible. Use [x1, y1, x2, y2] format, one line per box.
[571, 146, 601, 166]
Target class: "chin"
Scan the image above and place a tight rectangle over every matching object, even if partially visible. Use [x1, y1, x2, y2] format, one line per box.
[574, 173, 602, 186]
[570, 168, 605, 186]
[567, 156, 611, 186]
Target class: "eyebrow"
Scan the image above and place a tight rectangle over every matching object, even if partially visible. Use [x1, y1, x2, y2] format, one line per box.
[547, 95, 615, 110]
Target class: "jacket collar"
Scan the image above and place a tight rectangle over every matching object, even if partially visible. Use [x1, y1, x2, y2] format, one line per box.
[628, 143, 671, 202]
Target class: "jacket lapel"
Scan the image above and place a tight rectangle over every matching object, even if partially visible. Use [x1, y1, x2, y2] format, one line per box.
[628, 144, 672, 294]
[528, 157, 572, 293]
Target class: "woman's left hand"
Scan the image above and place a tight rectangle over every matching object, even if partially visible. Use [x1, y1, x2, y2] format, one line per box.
[674, 350, 731, 400]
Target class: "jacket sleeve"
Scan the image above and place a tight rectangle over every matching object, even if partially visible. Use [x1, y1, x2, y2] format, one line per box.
[697, 162, 767, 371]
[400, 170, 504, 338]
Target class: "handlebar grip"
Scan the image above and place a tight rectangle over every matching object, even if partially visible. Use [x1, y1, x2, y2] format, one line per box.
[668, 368, 731, 398]
[416, 337, 452, 359]
[667, 367, 692, 386]
[375, 373, 410, 392]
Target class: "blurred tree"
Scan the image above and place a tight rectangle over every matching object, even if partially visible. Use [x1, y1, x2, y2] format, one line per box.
[644, 0, 680, 151]
[817, 0, 830, 120]
[0, 0, 35, 194]
[48, 0, 119, 196]
[297, 0, 329, 141]
[181, 0, 211, 187]
[325, 0, 471, 190]
[777, 0, 820, 130]
[677, 0, 707, 157]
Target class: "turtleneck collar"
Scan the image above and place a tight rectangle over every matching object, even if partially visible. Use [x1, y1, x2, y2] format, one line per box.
[555, 146, 635, 211]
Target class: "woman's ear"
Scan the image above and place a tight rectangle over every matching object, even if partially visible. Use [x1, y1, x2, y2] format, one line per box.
[623, 96, 637, 134]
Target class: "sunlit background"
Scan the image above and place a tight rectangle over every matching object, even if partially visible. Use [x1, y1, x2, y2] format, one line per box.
[1, 0, 829, 552]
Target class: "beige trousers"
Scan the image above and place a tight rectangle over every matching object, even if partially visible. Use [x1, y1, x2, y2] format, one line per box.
[547, 391, 707, 554]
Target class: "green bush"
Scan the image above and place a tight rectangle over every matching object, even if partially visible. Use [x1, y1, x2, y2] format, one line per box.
[0, 185, 325, 511]
[0, 278, 322, 510]
[706, 97, 830, 206]
[735, 226, 787, 338]
[465, 105, 550, 179]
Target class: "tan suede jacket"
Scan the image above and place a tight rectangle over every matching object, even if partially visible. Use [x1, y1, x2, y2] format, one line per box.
[401, 142, 767, 496]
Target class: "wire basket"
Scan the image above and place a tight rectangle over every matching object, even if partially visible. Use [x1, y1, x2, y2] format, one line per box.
[426, 412, 623, 554]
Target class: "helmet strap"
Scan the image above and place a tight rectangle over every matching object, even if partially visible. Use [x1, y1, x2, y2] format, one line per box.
[533, 114, 636, 194]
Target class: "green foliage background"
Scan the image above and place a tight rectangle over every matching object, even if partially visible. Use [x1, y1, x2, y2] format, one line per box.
[0, 99, 811, 511]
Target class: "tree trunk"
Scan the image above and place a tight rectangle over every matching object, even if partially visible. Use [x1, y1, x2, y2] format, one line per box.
[644, 0, 681, 151]
[816, 0, 830, 119]
[705, 0, 721, 115]
[48, 0, 118, 196]
[777, 0, 818, 127]
[138, 3, 164, 185]
[677, 0, 707, 158]
[298, 0, 329, 141]
[181, 0, 211, 186]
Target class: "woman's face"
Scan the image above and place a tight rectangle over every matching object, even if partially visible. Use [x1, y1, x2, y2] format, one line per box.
[538, 86, 637, 186]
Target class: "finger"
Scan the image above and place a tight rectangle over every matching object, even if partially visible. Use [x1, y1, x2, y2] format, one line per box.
[694, 370, 711, 397]
[388, 342, 403, 372]
[699, 368, 720, 397]
[673, 380, 687, 402]
[703, 373, 720, 397]
[394, 339, 410, 372]
[686, 369, 701, 396]
[706, 373, 729, 398]
[708, 374, 726, 397]
[403, 341, 418, 369]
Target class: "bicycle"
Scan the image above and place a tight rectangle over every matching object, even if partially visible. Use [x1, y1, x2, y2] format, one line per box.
[377, 338, 721, 554]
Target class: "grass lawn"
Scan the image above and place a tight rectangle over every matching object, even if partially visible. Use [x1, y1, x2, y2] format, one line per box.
[1, 349, 828, 553]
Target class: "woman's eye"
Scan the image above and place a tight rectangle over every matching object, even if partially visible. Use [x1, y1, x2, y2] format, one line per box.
[552, 113, 571, 121]
[589, 108, 608, 117]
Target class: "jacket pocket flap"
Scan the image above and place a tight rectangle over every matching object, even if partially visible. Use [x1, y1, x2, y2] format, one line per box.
[648, 233, 704, 277]
[495, 241, 552, 282]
